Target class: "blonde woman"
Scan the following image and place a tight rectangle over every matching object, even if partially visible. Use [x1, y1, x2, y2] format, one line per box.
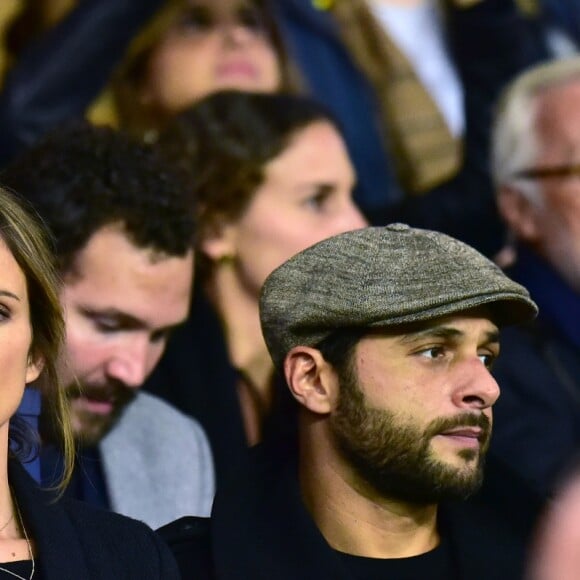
[0, 185, 179, 579]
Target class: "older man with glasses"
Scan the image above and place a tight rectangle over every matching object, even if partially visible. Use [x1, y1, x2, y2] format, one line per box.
[486, 57, 580, 508]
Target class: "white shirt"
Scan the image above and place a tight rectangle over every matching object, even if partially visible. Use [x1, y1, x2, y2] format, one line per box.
[371, 0, 465, 137]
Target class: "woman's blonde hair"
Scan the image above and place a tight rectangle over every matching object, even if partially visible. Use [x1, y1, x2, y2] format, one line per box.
[0, 185, 74, 490]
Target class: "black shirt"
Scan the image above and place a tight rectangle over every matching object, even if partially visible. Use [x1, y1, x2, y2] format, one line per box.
[337, 536, 454, 580]
[0, 560, 38, 579]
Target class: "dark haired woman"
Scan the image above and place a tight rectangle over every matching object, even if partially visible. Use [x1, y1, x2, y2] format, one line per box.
[146, 90, 366, 484]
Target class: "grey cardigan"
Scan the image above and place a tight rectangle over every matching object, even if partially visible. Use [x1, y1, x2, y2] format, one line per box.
[100, 391, 215, 528]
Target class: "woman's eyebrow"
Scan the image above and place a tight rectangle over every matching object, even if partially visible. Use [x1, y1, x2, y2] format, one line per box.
[0, 289, 20, 301]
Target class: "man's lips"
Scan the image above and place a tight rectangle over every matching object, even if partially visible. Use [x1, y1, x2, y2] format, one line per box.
[72, 395, 115, 416]
[437, 427, 485, 447]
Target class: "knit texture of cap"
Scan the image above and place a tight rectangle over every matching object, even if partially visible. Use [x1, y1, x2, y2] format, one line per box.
[260, 224, 538, 369]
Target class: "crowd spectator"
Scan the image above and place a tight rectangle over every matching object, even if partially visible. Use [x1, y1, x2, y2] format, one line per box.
[0, 184, 180, 579]
[2, 122, 215, 528]
[273, 0, 549, 256]
[161, 224, 537, 579]
[146, 90, 366, 483]
[487, 57, 580, 503]
[0, 0, 296, 165]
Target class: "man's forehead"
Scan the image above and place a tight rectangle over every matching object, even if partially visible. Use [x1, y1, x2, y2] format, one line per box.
[60, 227, 193, 330]
[536, 81, 580, 142]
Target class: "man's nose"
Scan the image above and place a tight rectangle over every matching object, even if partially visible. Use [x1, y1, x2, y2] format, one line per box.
[105, 336, 151, 389]
[452, 357, 501, 411]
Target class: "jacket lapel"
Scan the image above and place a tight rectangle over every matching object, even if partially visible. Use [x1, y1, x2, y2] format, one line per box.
[9, 460, 91, 579]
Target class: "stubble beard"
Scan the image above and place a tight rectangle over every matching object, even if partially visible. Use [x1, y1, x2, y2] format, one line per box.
[67, 380, 137, 447]
[329, 367, 491, 505]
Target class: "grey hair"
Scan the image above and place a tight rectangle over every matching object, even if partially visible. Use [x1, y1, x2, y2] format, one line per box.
[491, 57, 580, 206]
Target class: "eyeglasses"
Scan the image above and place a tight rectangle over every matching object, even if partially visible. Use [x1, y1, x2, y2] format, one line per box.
[512, 164, 580, 180]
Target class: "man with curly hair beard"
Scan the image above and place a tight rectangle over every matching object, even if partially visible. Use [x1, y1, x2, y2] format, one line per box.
[1, 121, 214, 529]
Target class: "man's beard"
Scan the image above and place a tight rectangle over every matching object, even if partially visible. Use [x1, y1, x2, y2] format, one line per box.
[329, 366, 491, 505]
[67, 380, 136, 447]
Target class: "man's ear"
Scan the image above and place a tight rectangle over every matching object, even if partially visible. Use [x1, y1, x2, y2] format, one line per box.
[497, 185, 542, 242]
[26, 352, 44, 384]
[283, 346, 339, 415]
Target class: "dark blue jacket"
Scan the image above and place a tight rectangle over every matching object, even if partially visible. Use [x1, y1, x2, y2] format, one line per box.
[0, 0, 163, 164]
[541, 0, 580, 48]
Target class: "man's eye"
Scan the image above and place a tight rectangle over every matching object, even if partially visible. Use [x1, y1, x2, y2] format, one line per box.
[151, 328, 172, 344]
[418, 346, 446, 359]
[478, 353, 496, 369]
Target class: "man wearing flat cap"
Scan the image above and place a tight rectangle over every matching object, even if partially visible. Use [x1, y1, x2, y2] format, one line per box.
[161, 224, 538, 580]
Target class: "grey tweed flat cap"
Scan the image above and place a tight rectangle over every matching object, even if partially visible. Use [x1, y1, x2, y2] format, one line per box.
[260, 224, 538, 368]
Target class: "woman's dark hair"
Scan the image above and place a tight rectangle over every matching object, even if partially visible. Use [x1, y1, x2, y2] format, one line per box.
[158, 90, 343, 273]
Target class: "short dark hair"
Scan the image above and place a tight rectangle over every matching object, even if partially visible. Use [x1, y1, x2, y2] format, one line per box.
[1, 121, 195, 274]
[315, 327, 368, 378]
[267, 329, 366, 444]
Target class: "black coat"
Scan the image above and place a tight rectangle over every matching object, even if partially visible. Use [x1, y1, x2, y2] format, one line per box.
[160, 439, 531, 580]
[145, 284, 246, 485]
[9, 459, 180, 579]
[484, 248, 580, 503]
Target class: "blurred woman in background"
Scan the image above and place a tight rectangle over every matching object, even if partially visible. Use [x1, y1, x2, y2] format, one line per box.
[0, 0, 299, 165]
[146, 90, 366, 483]
[106, 0, 299, 140]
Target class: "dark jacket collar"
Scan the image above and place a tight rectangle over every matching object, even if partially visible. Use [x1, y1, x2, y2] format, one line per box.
[211, 439, 351, 579]
[9, 459, 91, 579]
[509, 246, 580, 350]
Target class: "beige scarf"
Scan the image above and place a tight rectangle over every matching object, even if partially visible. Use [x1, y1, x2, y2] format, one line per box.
[328, 0, 463, 194]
